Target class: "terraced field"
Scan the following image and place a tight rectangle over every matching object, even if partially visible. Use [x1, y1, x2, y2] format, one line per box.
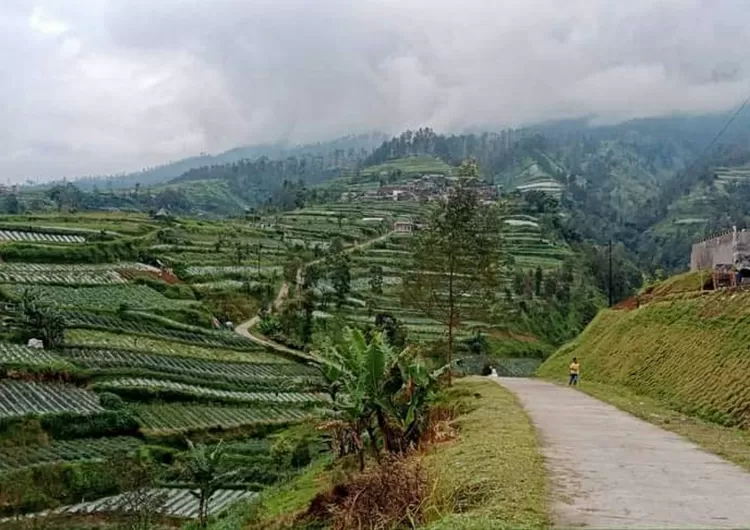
[0, 284, 190, 312]
[0, 437, 143, 472]
[135, 403, 310, 434]
[0, 212, 331, 523]
[45, 487, 255, 519]
[0, 380, 103, 418]
[0, 229, 86, 244]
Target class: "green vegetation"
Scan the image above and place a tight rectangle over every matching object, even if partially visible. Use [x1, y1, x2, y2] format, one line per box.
[423, 378, 547, 529]
[539, 289, 750, 429]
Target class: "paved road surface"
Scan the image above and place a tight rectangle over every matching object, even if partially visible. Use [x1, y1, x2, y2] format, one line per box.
[496, 377, 750, 528]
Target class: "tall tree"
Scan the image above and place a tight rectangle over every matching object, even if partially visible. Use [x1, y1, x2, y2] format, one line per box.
[403, 175, 504, 385]
[329, 253, 351, 307]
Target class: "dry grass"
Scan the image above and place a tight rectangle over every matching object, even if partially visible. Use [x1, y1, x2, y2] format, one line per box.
[422, 377, 548, 529]
[301, 453, 429, 530]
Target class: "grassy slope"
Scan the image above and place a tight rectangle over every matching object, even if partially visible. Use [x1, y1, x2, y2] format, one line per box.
[423, 378, 547, 529]
[539, 291, 750, 428]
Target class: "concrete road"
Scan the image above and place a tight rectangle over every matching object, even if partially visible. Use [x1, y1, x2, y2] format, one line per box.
[496, 377, 750, 528]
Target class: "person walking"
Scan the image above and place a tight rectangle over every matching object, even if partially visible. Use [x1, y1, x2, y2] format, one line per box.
[569, 357, 580, 386]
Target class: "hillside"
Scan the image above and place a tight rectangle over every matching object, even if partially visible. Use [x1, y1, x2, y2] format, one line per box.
[539, 275, 750, 428]
[71, 133, 389, 191]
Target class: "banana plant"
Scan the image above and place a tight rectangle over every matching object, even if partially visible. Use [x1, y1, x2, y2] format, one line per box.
[183, 439, 237, 528]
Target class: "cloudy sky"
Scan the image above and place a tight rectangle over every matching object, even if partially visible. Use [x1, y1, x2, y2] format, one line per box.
[1, 0, 749, 182]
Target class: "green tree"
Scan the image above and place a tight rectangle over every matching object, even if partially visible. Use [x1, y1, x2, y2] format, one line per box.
[20, 292, 66, 349]
[403, 179, 504, 385]
[329, 253, 351, 307]
[183, 439, 236, 528]
[534, 266, 543, 297]
[369, 265, 384, 294]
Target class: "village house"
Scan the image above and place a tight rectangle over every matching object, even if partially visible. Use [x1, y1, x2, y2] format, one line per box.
[394, 218, 414, 233]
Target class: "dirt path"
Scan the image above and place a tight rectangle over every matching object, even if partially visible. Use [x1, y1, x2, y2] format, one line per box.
[234, 230, 395, 353]
[495, 377, 750, 528]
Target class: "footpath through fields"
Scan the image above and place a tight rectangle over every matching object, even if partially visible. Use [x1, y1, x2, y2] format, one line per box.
[234, 231, 395, 353]
[496, 377, 750, 528]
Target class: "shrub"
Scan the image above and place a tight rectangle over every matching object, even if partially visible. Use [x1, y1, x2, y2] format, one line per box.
[99, 392, 126, 410]
[40, 411, 140, 440]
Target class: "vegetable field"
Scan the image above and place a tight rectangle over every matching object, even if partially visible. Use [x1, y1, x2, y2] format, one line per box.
[62, 348, 316, 382]
[0, 262, 128, 285]
[0, 380, 103, 418]
[135, 403, 309, 433]
[1, 284, 185, 312]
[47, 488, 255, 519]
[0, 229, 86, 244]
[65, 329, 284, 364]
[97, 377, 326, 405]
[0, 436, 142, 472]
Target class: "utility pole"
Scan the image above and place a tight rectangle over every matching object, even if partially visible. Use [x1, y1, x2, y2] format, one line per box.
[608, 239, 613, 307]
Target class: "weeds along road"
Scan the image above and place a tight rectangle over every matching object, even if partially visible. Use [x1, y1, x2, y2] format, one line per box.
[496, 377, 750, 528]
[234, 230, 395, 354]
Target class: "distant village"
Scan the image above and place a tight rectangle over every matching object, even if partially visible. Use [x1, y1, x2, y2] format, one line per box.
[340, 174, 500, 204]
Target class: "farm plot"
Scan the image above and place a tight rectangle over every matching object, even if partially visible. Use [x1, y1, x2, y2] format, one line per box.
[62, 348, 317, 383]
[64, 311, 263, 351]
[96, 378, 327, 406]
[46, 488, 254, 519]
[0, 229, 85, 244]
[0, 380, 103, 418]
[0, 342, 72, 369]
[0, 436, 142, 472]
[185, 265, 283, 278]
[1, 284, 186, 312]
[0, 263, 130, 285]
[135, 403, 309, 434]
[65, 329, 287, 364]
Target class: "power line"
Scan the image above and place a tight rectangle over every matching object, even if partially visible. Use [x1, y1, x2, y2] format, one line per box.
[684, 95, 750, 174]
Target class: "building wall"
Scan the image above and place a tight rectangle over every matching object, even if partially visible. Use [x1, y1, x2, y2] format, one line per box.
[690, 230, 750, 271]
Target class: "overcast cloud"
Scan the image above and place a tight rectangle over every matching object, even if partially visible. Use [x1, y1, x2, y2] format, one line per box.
[1, 0, 749, 182]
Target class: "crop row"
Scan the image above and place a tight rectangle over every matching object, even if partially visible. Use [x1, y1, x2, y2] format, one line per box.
[0, 230, 85, 244]
[0, 380, 103, 418]
[62, 348, 316, 381]
[64, 311, 263, 351]
[186, 265, 283, 277]
[2, 284, 183, 312]
[0, 436, 142, 472]
[134, 403, 309, 433]
[0, 342, 67, 367]
[97, 378, 326, 405]
[49, 488, 254, 519]
[65, 329, 286, 364]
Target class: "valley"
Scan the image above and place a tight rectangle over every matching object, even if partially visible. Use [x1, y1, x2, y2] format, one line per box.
[2, 119, 750, 529]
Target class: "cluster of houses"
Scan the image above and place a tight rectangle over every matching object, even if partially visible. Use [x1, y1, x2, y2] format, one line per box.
[341, 174, 500, 204]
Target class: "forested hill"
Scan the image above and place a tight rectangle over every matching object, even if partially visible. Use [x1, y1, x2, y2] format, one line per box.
[363, 114, 750, 274]
[71, 133, 389, 191]
[12, 113, 750, 275]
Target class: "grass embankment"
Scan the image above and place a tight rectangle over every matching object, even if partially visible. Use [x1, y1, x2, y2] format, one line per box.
[203, 457, 332, 530]
[539, 288, 750, 469]
[205, 378, 547, 530]
[423, 378, 547, 529]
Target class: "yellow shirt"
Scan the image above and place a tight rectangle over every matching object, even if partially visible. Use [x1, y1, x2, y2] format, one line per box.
[569, 362, 580, 375]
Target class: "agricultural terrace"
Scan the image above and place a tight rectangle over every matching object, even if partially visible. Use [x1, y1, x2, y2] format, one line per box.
[316, 155, 453, 194]
[0, 213, 330, 522]
[504, 213, 571, 270]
